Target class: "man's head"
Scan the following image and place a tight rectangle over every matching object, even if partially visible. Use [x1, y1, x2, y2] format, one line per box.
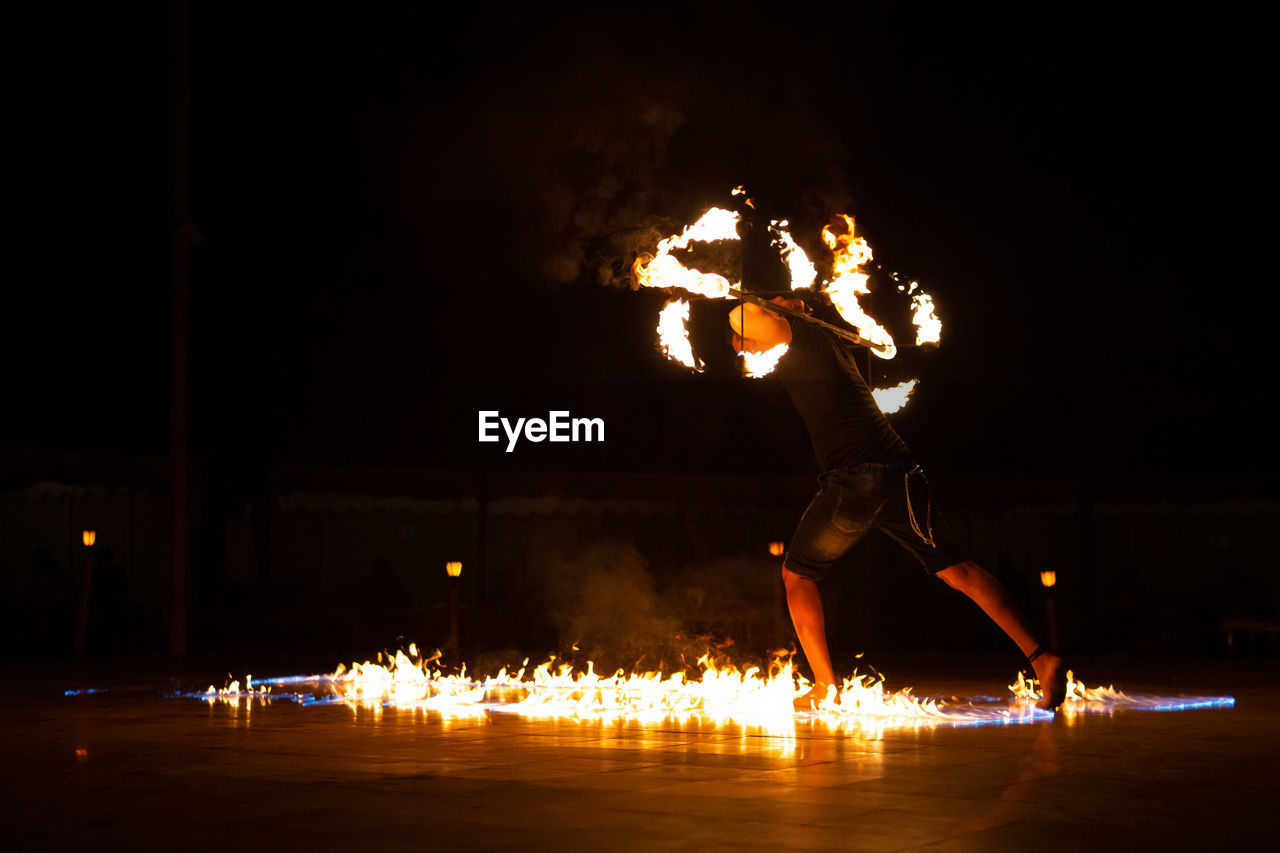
[726, 296, 803, 354]
[728, 328, 771, 354]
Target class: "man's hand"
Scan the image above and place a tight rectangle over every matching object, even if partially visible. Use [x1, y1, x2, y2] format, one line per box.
[769, 296, 806, 313]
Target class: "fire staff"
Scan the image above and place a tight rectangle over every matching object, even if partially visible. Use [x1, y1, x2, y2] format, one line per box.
[730, 297, 1068, 711]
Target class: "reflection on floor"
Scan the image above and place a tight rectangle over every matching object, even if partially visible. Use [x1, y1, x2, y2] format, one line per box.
[10, 659, 1277, 848]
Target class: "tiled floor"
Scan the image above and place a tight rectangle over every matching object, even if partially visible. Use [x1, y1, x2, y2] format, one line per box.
[7, 661, 1278, 850]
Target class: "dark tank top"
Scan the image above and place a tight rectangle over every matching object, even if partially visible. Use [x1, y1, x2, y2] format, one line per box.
[774, 314, 913, 470]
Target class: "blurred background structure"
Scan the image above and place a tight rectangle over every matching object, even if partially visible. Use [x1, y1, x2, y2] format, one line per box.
[3, 457, 1274, 669]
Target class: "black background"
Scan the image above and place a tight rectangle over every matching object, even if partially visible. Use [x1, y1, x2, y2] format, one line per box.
[6, 5, 1274, 480]
[3, 5, 1276, 665]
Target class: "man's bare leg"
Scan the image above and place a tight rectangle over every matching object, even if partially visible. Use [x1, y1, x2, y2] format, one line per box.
[782, 567, 838, 709]
[936, 560, 1067, 710]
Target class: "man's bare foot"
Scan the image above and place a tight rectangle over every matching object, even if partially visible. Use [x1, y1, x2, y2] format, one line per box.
[793, 683, 837, 712]
[1032, 652, 1067, 711]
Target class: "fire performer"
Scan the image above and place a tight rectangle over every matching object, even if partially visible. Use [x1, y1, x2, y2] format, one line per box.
[730, 297, 1068, 712]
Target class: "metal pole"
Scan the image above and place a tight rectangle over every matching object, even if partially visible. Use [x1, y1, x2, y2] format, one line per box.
[1045, 591, 1060, 653]
[689, 288, 888, 352]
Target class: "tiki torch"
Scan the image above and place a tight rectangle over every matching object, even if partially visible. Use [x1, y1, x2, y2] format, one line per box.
[769, 541, 786, 647]
[1040, 570, 1060, 652]
[74, 529, 96, 659]
[445, 561, 462, 651]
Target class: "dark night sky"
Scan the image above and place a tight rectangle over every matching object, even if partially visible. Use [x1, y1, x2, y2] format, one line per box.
[5, 5, 1276, 488]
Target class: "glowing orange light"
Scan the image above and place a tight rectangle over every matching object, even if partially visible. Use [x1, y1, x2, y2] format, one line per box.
[1040, 570, 1057, 588]
[768, 541, 785, 557]
[821, 214, 896, 360]
[445, 561, 462, 578]
[81, 529, 96, 548]
[871, 379, 918, 414]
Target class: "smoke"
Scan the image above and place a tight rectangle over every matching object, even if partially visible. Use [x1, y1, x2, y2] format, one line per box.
[532, 86, 690, 288]
[511, 537, 782, 675]
[447, 42, 860, 292]
[535, 539, 679, 670]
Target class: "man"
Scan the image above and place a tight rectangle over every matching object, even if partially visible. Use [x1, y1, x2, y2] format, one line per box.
[730, 297, 1068, 712]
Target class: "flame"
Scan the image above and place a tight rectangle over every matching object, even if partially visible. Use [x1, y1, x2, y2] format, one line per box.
[1008, 670, 1133, 713]
[632, 206, 740, 370]
[821, 214, 896, 360]
[203, 673, 271, 725]
[870, 379, 918, 414]
[911, 289, 942, 346]
[330, 651, 490, 714]
[631, 190, 944, 402]
[317, 648, 963, 727]
[632, 206, 740, 299]
[769, 220, 817, 290]
[191, 644, 1234, 729]
[742, 343, 788, 378]
[656, 299, 701, 370]
[635, 253, 734, 299]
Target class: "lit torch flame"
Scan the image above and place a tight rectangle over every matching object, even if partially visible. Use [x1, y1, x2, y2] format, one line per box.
[910, 287, 942, 346]
[821, 214, 896, 360]
[871, 379, 918, 414]
[632, 192, 944, 408]
[769, 220, 817, 291]
[742, 343, 789, 378]
[633, 206, 741, 371]
[635, 254, 734, 299]
[632, 206, 740, 299]
[656, 299, 701, 371]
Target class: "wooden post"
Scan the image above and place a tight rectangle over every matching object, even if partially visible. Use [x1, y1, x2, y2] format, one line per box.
[448, 579, 460, 652]
[476, 474, 488, 605]
[74, 536, 96, 658]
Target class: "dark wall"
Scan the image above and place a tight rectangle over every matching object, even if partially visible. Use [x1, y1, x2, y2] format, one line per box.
[4, 468, 1274, 666]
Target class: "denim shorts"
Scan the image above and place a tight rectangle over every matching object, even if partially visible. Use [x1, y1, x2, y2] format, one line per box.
[783, 461, 966, 580]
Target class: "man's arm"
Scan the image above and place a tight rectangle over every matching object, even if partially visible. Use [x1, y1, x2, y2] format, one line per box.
[728, 299, 796, 347]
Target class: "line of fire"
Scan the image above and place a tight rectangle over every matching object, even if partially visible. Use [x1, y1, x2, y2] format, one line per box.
[4, 4, 1275, 849]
